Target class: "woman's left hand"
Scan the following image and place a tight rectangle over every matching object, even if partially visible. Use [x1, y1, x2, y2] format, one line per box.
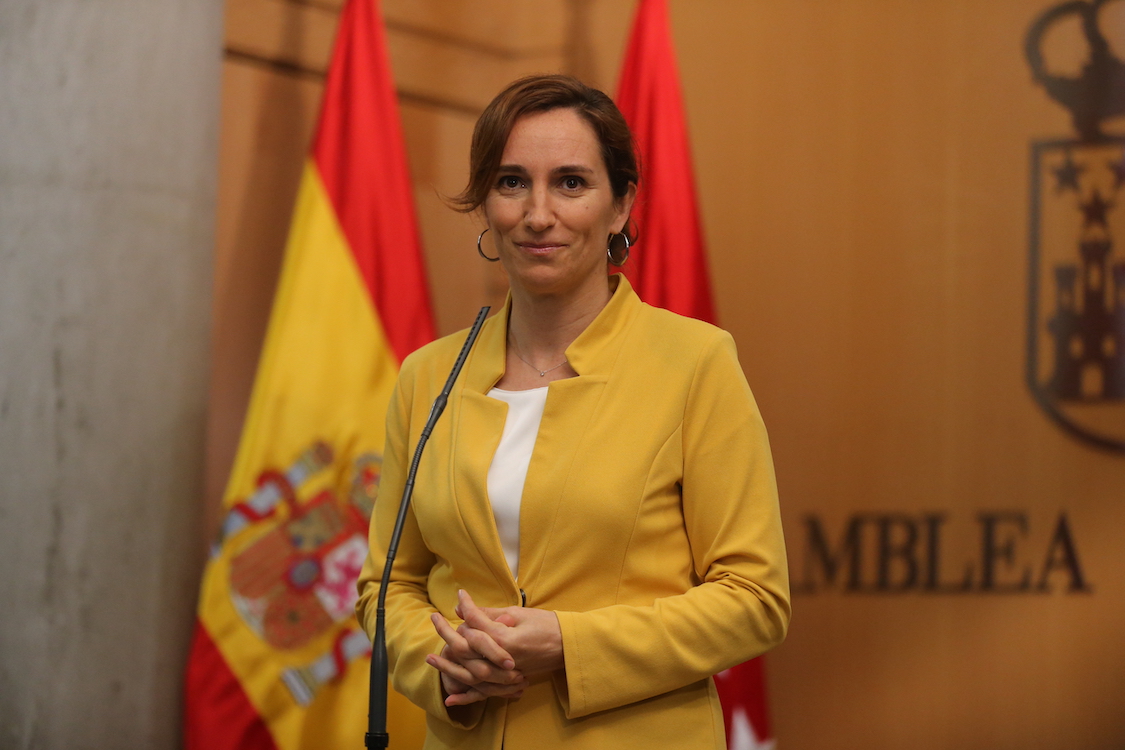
[456, 590, 564, 677]
[427, 606, 528, 707]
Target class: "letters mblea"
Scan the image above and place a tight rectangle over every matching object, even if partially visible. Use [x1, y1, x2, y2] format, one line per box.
[795, 512, 1088, 594]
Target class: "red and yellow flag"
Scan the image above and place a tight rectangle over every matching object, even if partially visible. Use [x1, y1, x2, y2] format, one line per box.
[616, 1, 775, 748]
[184, 1, 431, 748]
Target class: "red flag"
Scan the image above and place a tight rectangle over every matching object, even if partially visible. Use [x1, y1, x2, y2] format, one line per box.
[614, 0, 715, 322]
[616, 1, 774, 748]
[184, 1, 432, 748]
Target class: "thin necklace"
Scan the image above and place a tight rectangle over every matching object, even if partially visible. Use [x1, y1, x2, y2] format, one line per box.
[510, 337, 568, 377]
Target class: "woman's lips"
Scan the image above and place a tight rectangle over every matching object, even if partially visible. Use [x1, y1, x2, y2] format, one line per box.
[517, 242, 566, 255]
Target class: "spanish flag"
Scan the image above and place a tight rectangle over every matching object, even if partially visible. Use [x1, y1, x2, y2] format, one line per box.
[617, 1, 775, 748]
[184, 1, 432, 748]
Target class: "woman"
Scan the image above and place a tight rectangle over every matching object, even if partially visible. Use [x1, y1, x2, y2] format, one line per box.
[356, 74, 789, 749]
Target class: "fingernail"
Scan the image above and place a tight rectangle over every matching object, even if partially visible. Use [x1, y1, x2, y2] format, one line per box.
[503, 659, 514, 670]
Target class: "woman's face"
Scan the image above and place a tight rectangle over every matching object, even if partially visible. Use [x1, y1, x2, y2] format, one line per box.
[483, 108, 635, 299]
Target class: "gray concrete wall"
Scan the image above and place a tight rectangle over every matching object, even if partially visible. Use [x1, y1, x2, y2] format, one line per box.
[0, 2, 223, 747]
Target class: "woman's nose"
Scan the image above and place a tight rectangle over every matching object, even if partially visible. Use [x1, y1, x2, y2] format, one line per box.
[523, 187, 555, 232]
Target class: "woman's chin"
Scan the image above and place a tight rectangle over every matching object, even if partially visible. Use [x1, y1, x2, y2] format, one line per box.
[508, 265, 608, 300]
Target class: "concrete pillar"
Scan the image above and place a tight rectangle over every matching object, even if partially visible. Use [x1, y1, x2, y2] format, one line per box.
[0, 1, 223, 747]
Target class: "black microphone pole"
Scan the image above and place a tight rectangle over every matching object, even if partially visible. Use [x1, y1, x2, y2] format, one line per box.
[366, 305, 490, 750]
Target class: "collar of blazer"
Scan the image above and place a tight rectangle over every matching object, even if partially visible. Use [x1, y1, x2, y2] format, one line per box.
[461, 273, 643, 394]
[448, 274, 644, 594]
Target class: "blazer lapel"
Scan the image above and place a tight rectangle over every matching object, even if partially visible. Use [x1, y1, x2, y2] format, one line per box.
[518, 275, 642, 589]
[442, 277, 643, 594]
[448, 301, 516, 593]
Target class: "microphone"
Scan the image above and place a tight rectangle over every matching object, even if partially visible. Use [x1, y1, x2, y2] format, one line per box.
[366, 305, 491, 750]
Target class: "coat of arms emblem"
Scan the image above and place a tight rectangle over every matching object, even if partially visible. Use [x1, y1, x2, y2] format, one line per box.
[214, 441, 383, 704]
[1026, 0, 1125, 451]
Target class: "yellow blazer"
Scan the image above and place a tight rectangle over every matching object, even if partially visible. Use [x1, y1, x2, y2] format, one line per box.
[357, 275, 790, 750]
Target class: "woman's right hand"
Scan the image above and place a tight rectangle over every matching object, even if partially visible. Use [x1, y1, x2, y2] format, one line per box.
[428, 610, 528, 706]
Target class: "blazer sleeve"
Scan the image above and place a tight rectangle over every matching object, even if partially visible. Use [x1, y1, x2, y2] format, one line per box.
[553, 331, 791, 718]
[355, 370, 486, 729]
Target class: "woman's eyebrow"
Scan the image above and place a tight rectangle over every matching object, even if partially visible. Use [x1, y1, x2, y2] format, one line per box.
[551, 165, 595, 175]
[496, 164, 595, 175]
[495, 164, 597, 180]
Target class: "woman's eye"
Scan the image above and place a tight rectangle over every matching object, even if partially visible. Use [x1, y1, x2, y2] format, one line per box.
[562, 176, 583, 190]
[499, 176, 522, 189]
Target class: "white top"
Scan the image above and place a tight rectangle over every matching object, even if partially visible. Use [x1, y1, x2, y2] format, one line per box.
[486, 386, 548, 579]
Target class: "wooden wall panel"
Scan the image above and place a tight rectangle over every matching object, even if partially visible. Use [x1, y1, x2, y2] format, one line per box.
[579, 1, 633, 91]
[670, 3, 1125, 749]
[384, 0, 568, 54]
[388, 29, 564, 113]
[225, 0, 338, 73]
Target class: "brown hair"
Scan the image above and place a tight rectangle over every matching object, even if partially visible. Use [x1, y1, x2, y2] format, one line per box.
[452, 74, 639, 237]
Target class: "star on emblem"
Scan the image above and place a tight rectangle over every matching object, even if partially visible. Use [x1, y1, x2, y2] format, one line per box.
[1080, 189, 1112, 228]
[1053, 152, 1084, 193]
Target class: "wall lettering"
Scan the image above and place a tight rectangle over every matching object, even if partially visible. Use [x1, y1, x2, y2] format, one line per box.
[794, 512, 1089, 594]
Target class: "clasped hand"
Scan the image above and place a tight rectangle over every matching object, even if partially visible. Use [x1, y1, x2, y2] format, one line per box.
[426, 589, 563, 707]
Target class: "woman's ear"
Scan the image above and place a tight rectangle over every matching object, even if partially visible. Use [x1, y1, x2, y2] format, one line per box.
[614, 182, 638, 232]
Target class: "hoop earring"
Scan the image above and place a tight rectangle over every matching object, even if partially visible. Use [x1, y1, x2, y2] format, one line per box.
[607, 232, 631, 266]
[477, 228, 499, 262]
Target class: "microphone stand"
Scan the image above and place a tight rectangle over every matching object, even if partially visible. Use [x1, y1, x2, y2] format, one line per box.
[366, 306, 490, 750]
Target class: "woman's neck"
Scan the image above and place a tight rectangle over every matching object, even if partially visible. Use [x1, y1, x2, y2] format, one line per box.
[506, 276, 612, 361]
